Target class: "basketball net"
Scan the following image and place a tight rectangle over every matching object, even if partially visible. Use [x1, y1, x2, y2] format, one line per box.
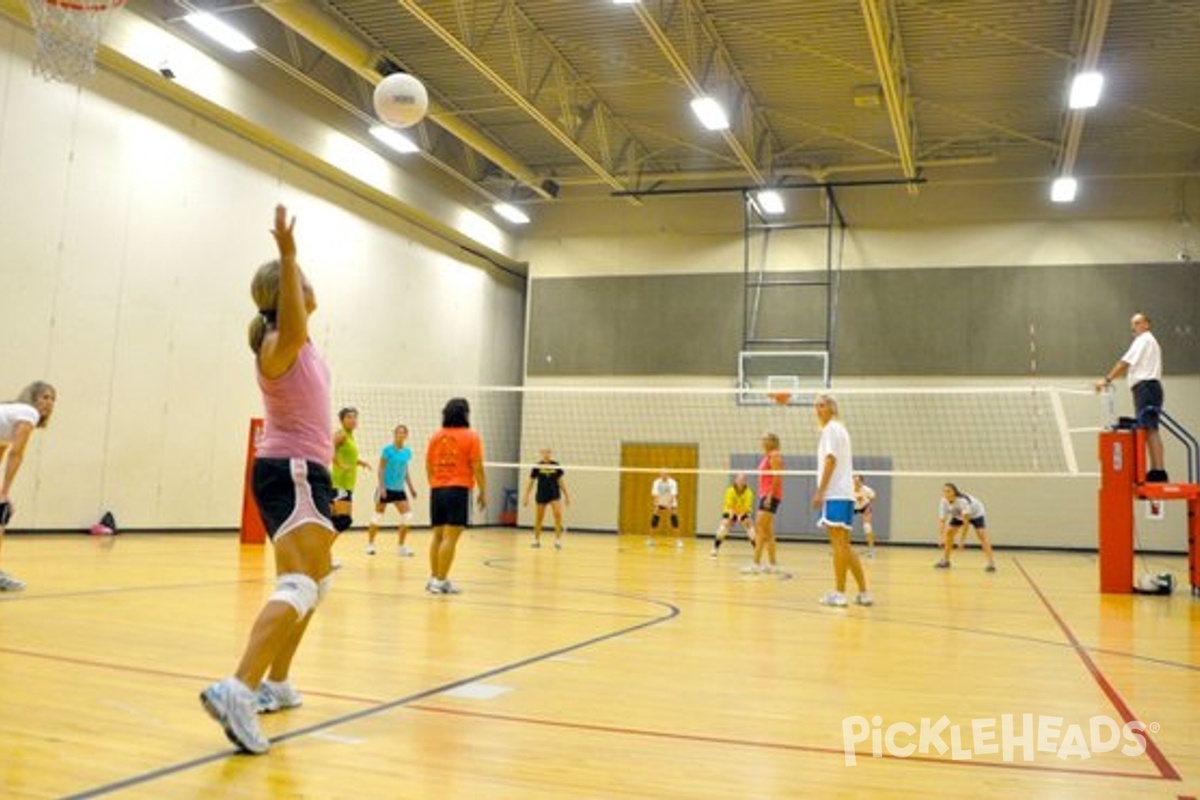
[25, 0, 125, 84]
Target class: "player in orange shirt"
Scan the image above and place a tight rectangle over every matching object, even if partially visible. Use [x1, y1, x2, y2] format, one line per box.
[424, 397, 486, 594]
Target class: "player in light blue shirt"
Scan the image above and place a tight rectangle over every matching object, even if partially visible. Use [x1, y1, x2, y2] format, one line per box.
[366, 424, 418, 556]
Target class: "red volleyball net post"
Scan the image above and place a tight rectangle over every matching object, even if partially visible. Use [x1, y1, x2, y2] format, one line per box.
[240, 418, 267, 544]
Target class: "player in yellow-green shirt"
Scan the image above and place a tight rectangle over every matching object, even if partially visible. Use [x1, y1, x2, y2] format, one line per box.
[711, 473, 755, 556]
[331, 407, 371, 532]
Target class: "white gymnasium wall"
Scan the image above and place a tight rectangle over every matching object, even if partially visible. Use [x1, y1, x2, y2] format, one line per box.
[516, 195, 1199, 553]
[0, 23, 526, 531]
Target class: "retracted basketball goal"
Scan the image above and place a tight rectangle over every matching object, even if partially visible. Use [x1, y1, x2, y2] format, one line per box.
[25, 0, 124, 84]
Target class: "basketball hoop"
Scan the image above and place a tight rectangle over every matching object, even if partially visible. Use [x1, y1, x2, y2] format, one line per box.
[25, 0, 125, 84]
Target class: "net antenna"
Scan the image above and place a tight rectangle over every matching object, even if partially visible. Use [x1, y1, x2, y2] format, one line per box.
[25, 0, 125, 84]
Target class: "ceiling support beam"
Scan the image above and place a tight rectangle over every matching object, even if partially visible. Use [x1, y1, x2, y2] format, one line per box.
[631, 0, 771, 185]
[396, 0, 634, 193]
[860, 0, 919, 191]
[259, 0, 554, 199]
[1054, 0, 1112, 180]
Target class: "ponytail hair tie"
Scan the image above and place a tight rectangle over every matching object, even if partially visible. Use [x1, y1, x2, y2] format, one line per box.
[259, 308, 277, 325]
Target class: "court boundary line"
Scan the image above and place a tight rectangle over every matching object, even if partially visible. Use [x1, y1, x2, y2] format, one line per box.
[403, 704, 1169, 782]
[60, 595, 680, 799]
[1014, 557, 1182, 782]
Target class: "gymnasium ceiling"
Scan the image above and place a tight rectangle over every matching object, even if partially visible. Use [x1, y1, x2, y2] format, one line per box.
[127, 0, 1200, 224]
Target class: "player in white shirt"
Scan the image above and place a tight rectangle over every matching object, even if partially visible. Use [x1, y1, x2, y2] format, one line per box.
[852, 474, 877, 557]
[812, 394, 870, 607]
[1095, 312, 1167, 482]
[0, 381, 57, 591]
[935, 483, 996, 572]
[648, 469, 681, 548]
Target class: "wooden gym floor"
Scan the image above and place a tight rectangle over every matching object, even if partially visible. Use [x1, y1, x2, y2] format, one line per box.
[0, 530, 1197, 799]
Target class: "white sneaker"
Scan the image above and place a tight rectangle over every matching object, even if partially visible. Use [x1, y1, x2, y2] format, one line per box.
[709, 549, 718, 558]
[645, 538, 655, 547]
[855, 591, 874, 606]
[0, 571, 26, 591]
[819, 590, 849, 607]
[531, 540, 542, 549]
[365, 543, 377, 555]
[425, 578, 444, 594]
[553, 540, 562, 550]
[866, 548, 875, 559]
[675, 539, 684, 548]
[256, 679, 303, 714]
[397, 545, 414, 557]
[740, 563, 762, 574]
[440, 580, 462, 595]
[200, 678, 270, 754]
[331, 559, 344, 571]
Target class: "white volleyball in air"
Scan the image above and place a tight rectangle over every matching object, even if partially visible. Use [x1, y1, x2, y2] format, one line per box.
[373, 73, 429, 129]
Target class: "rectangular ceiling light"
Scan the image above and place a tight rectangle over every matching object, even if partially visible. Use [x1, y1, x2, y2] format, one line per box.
[493, 203, 531, 224]
[1050, 176, 1078, 203]
[1069, 72, 1104, 109]
[690, 96, 730, 131]
[183, 12, 256, 53]
[754, 190, 785, 215]
[613, 0, 640, 4]
[369, 125, 419, 153]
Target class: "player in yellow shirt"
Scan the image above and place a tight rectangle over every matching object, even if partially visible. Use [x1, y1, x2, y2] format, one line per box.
[711, 473, 755, 556]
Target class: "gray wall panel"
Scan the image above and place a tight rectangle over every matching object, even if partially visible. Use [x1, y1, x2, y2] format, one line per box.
[528, 264, 1199, 377]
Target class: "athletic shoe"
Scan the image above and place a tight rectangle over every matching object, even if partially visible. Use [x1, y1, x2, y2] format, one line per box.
[866, 548, 875, 559]
[256, 680, 303, 714]
[554, 540, 562, 550]
[440, 580, 462, 595]
[855, 591, 874, 606]
[331, 559, 344, 571]
[675, 539, 684, 549]
[531, 540, 542, 549]
[0, 572, 26, 591]
[740, 563, 762, 574]
[645, 538, 655, 547]
[709, 549, 718, 557]
[934, 559, 951, 569]
[425, 578, 444, 595]
[985, 563, 997, 573]
[200, 678, 269, 754]
[365, 544, 377, 555]
[397, 545, 414, 557]
[819, 591, 849, 607]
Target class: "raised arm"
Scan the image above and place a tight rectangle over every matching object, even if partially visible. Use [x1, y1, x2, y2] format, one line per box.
[259, 205, 308, 378]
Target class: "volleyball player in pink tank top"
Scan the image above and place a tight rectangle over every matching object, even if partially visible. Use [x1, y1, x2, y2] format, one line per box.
[200, 205, 337, 755]
[744, 432, 784, 574]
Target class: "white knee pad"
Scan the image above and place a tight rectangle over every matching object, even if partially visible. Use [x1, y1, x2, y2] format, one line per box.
[270, 573, 319, 617]
[400, 511, 414, 525]
[370, 512, 384, 526]
[864, 523, 874, 535]
[317, 573, 334, 603]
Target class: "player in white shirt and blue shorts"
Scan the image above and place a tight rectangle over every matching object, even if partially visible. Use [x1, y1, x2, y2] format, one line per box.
[812, 394, 871, 607]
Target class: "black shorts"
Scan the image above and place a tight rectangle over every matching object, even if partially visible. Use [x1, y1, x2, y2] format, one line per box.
[1132, 380, 1163, 430]
[535, 488, 561, 505]
[430, 486, 471, 527]
[854, 504, 872, 516]
[252, 458, 335, 539]
[758, 496, 781, 514]
[0, 501, 11, 527]
[949, 516, 986, 529]
[723, 512, 752, 525]
[378, 488, 409, 505]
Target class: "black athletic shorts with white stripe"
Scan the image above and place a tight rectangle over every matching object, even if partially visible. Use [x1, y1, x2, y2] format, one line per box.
[252, 458, 336, 540]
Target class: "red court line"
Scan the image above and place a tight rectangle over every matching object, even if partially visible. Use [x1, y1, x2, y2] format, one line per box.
[407, 704, 1166, 782]
[1014, 557, 1182, 782]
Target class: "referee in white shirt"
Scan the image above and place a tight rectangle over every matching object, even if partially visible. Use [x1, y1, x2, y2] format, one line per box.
[1096, 312, 1166, 482]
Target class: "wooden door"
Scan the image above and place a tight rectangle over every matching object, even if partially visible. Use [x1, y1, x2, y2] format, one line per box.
[618, 442, 699, 537]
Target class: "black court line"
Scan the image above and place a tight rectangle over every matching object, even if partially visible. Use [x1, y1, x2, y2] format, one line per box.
[1014, 557, 1182, 783]
[60, 595, 680, 799]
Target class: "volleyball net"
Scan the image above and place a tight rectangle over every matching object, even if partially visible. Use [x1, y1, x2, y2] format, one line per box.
[333, 382, 1122, 543]
[335, 382, 1102, 480]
